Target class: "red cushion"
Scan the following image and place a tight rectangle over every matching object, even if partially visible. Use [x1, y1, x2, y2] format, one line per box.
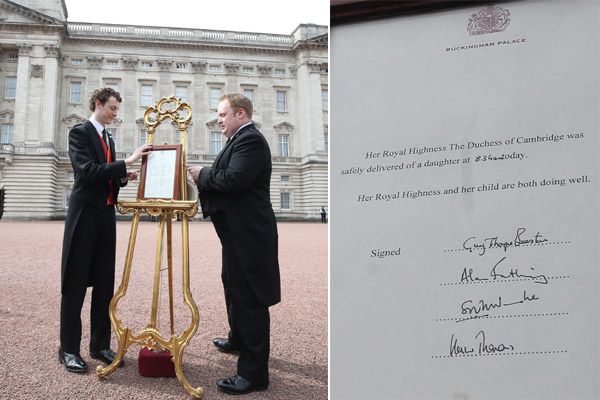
[138, 347, 176, 377]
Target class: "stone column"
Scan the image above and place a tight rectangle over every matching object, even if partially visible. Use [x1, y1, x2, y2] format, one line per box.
[295, 61, 324, 157]
[12, 43, 32, 145]
[43, 44, 61, 145]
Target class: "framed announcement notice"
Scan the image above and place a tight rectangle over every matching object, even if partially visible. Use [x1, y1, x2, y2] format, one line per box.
[137, 144, 182, 200]
[331, 1, 599, 399]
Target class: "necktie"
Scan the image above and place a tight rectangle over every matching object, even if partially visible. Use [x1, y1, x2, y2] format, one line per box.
[102, 129, 109, 148]
[100, 129, 114, 206]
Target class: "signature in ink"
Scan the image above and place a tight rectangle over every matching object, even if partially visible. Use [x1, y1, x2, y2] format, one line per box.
[462, 227, 548, 256]
[450, 331, 515, 357]
[460, 256, 548, 284]
[458, 290, 539, 322]
[490, 256, 548, 284]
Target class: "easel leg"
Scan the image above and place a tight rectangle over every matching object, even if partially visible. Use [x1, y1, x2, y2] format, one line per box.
[97, 211, 141, 378]
[171, 338, 204, 399]
[167, 212, 175, 336]
[150, 213, 165, 328]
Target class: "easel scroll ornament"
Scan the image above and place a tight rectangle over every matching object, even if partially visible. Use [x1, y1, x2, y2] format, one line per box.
[95, 96, 203, 399]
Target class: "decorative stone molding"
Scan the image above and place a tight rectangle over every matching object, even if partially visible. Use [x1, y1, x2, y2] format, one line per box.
[252, 120, 262, 129]
[307, 62, 328, 74]
[17, 43, 32, 56]
[62, 114, 86, 125]
[157, 59, 172, 71]
[205, 118, 218, 128]
[224, 63, 240, 73]
[86, 56, 103, 68]
[122, 57, 138, 69]
[191, 61, 207, 73]
[0, 110, 15, 123]
[44, 44, 61, 58]
[288, 65, 297, 76]
[257, 65, 272, 75]
[273, 122, 295, 132]
[111, 117, 123, 126]
[30, 65, 44, 78]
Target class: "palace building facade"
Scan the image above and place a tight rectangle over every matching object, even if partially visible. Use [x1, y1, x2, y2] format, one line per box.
[0, 0, 328, 220]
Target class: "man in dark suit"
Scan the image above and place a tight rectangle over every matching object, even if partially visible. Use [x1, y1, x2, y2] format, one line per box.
[59, 87, 150, 373]
[188, 93, 280, 395]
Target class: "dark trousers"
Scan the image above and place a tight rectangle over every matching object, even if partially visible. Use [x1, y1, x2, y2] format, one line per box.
[213, 215, 271, 383]
[60, 206, 116, 354]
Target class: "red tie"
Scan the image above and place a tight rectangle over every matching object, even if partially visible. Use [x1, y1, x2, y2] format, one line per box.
[99, 130, 114, 206]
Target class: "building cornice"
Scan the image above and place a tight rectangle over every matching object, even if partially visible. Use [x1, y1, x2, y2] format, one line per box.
[0, 0, 64, 25]
[65, 22, 327, 55]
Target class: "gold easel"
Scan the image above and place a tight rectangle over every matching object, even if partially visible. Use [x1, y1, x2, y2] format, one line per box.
[96, 96, 203, 399]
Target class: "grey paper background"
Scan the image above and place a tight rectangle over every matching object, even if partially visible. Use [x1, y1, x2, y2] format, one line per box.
[330, 1, 599, 399]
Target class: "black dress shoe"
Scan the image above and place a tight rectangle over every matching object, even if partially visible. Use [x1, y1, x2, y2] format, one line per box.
[212, 337, 241, 354]
[58, 348, 89, 373]
[90, 349, 124, 367]
[216, 374, 268, 395]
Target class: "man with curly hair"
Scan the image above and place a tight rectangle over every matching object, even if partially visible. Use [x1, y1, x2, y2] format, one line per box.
[59, 87, 151, 373]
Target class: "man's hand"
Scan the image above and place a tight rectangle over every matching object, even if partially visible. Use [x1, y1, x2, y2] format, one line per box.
[125, 144, 152, 166]
[187, 165, 203, 185]
[126, 171, 139, 181]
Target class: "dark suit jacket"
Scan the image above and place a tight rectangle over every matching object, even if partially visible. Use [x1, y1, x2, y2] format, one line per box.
[198, 124, 281, 307]
[60, 120, 127, 293]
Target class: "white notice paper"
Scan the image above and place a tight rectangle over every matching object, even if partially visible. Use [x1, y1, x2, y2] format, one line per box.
[331, 1, 599, 399]
[144, 149, 177, 199]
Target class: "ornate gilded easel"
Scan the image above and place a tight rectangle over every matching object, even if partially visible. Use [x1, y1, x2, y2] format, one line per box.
[96, 96, 203, 399]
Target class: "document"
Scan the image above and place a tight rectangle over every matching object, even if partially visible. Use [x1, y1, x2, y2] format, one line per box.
[143, 149, 177, 199]
[330, 1, 599, 399]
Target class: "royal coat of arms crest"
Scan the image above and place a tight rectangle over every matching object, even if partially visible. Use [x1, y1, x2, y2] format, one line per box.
[467, 5, 511, 35]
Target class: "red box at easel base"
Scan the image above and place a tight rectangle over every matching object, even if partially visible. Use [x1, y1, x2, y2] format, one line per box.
[138, 347, 176, 377]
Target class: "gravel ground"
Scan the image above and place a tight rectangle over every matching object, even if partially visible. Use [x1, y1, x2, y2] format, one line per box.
[0, 220, 327, 399]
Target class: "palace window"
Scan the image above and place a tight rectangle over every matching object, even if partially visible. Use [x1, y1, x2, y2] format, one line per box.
[140, 84, 153, 107]
[322, 88, 328, 112]
[276, 90, 287, 112]
[209, 87, 222, 110]
[70, 81, 82, 104]
[0, 124, 14, 143]
[280, 192, 291, 210]
[210, 131, 223, 155]
[139, 129, 148, 147]
[175, 86, 188, 102]
[278, 134, 289, 157]
[4, 77, 16, 99]
[242, 88, 255, 104]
